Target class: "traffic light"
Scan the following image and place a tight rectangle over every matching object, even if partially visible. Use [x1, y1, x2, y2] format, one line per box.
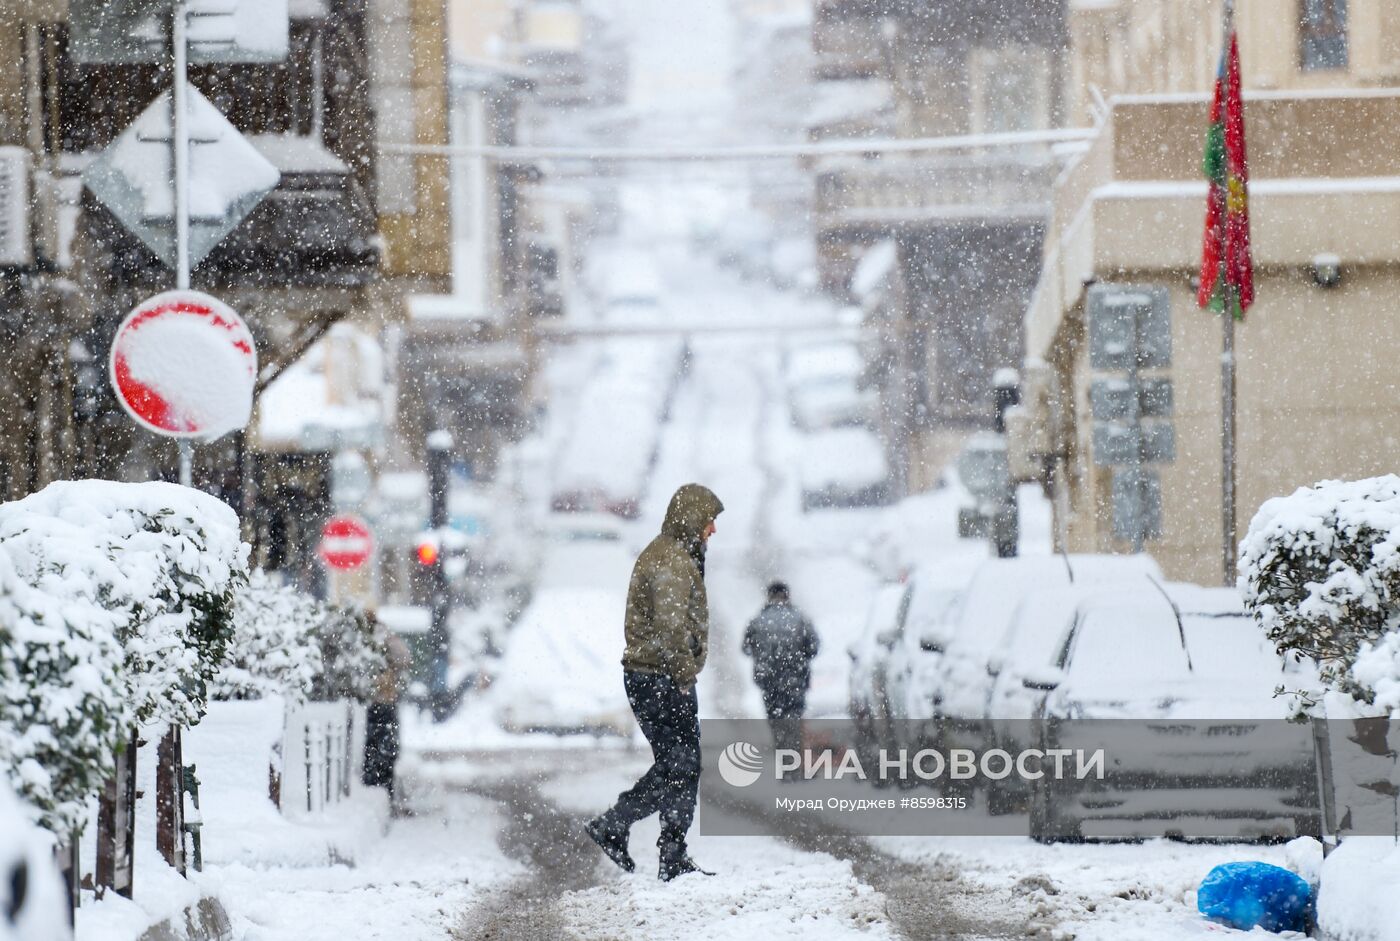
[415, 538, 440, 566]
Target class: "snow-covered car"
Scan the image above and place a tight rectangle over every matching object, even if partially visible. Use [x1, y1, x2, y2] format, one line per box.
[785, 341, 877, 431]
[487, 587, 632, 736]
[799, 427, 891, 510]
[847, 583, 913, 769]
[0, 785, 68, 941]
[878, 554, 988, 755]
[1027, 588, 1319, 842]
[790, 375, 880, 432]
[892, 554, 1164, 746]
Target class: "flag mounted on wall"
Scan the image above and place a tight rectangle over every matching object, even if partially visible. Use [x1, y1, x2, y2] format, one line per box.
[1198, 25, 1254, 319]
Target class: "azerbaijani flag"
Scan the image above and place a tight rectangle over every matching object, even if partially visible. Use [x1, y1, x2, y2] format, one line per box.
[1198, 28, 1254, 318]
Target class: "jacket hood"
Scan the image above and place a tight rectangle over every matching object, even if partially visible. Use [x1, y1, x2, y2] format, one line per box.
[660, 483, 724, 543]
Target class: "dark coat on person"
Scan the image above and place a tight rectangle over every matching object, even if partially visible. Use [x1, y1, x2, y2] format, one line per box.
[742, 600, 820, 693]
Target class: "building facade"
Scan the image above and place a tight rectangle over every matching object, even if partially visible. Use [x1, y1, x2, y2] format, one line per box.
[1015, 0, 1400, 583]
[809, 0, 1070, 493]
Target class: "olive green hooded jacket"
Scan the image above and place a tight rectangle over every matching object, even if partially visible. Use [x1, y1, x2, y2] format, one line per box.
[621, 484, 724, 688]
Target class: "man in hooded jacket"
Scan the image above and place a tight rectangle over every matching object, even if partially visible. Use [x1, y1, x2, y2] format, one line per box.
[586, 483, 724, 882]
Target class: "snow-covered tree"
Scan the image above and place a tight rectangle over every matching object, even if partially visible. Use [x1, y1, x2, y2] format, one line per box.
[213, 569, 324, 701]
[310, 605, 386, 703]
[1240, 475, 1400, 713]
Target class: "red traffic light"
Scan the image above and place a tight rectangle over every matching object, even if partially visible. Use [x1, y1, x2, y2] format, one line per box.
[415, 540, 439, 566]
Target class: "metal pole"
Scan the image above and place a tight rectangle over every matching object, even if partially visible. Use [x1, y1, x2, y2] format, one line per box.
[1222, 302, 1236, 585]
[427, 431, 453, 721]
[1220, 0, 1238, 587]
[172, 1, 191, 291]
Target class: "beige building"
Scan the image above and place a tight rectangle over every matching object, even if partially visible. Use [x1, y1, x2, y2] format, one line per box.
[1016, 0, 1400, 584]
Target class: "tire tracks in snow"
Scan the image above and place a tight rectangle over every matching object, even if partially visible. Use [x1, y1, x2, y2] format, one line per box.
[446, 774, 605, 941]
[701, 785, 1043, 940]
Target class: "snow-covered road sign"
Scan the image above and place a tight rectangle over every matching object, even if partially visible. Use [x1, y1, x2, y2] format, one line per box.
[83, 85, 280, 271]
[109, 290, 258, 440]
[71, 0, 290, 65]
[319, 515, 374, 570]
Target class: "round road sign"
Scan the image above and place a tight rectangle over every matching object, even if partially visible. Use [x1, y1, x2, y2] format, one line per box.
[109, 290, 257, 440]
[319, 515, 374, 571]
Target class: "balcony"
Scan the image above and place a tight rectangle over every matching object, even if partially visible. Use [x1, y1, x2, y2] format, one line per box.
[815, 153, 1060, 235]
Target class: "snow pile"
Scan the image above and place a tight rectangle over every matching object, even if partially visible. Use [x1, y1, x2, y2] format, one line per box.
[1316, 837, 1400, 941]
[1240, 475, 1400, 712]
[0, 781, 68, 941]
[0, 480, 248, 830]
[214, 570, 324, 700]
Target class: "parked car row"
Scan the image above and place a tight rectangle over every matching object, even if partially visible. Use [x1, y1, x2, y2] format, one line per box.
[550, 336, 685, 519]
[784, 338, 890, 511]
[848, 554, 1320, 841]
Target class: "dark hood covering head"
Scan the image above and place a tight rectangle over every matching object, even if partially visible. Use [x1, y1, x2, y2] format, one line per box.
[661, 483, 724, 572]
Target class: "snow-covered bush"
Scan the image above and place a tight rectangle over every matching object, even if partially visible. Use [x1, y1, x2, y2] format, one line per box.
[0, 546, 126, 833]
[0, 480, 248, 831]
[309, 605, 386, 702]
[1239, 475, 1400, 712]
[213, 569, 324, 700]
[0, 481, 248, 729]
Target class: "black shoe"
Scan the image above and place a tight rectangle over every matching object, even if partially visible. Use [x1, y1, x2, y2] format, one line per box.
[585, 816, 635, 873]
[658, 844, 715, 882]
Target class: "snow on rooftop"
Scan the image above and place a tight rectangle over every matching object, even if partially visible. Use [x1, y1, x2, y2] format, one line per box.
[247, 134, 348, 175]
[805, 79, 893, 130]
[850, 240, 898, 302]
[256, 324, 384, 451]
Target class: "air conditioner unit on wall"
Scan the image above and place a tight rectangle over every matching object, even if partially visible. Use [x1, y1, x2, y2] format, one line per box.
[0, 147, 33, 268]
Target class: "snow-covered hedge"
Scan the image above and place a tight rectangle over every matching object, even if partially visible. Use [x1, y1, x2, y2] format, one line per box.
[214, 569, 324, 700]
[1240, 475, 1400, 713]
[0, 546, 126, 834]
[215, 571, 386, 703]
[309, 605, 385, 703]
[0, 480, 248, 831]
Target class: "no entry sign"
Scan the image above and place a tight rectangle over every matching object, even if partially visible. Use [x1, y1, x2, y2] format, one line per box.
[109, 290, 257, 440]
[319, 515, 374, 571]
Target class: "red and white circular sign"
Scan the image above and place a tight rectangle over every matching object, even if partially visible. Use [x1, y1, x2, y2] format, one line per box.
[109, 290, 257, 440]
[318, 515, 374, 571]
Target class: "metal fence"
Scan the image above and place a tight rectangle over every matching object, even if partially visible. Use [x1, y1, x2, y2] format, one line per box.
[277, 700, 366, 819]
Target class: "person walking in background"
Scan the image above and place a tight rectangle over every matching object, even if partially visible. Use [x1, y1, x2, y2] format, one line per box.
[363, 619, 413, 815]
[742, 581, 819, 760]
[586, 483, 724, 882]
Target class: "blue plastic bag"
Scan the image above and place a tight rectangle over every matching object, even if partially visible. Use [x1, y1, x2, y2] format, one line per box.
[1197, 861, 1313, 933]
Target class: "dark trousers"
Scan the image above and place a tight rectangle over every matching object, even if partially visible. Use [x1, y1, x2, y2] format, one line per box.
[759, 681, 806, 756]
[363, 702, 400, 798]
[608, 670, 700, 846]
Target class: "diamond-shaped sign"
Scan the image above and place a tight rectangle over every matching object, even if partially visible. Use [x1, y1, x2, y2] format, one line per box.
[83, 85, 280, 271]
[71, 0, 290, 65]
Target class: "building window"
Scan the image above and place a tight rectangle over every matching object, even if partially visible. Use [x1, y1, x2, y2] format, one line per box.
[971, 45, 1049, 135]
[1300, 0, 1348, 71]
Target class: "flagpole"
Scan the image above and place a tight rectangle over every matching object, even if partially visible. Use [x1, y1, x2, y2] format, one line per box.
[1220, 0, 1237, 587]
